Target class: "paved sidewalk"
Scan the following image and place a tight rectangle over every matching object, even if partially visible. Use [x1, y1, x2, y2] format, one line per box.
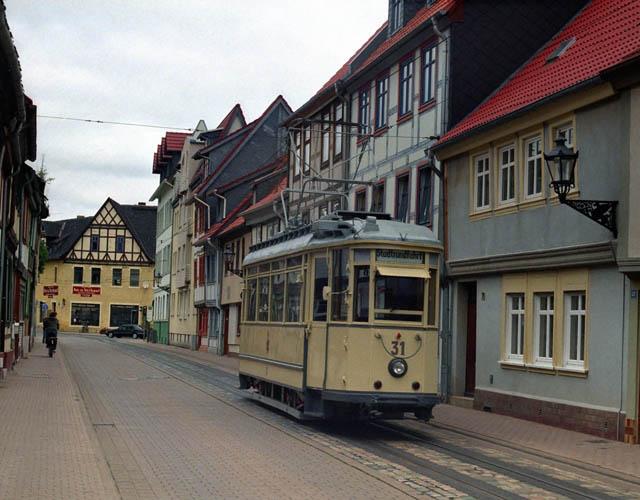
[144, 340, 640, 479]
[0, 341, 119, 499]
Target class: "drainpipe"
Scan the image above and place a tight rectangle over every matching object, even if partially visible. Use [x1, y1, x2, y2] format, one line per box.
[211, 190, 226, 219]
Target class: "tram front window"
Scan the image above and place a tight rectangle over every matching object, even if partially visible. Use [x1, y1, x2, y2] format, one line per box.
[353, 266, 370, 322]
[375, 275, 424, 322]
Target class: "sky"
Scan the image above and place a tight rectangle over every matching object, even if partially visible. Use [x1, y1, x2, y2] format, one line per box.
[6, 1, 387, 220]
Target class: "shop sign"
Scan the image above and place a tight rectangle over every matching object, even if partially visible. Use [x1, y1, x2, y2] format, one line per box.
[375, 249, 425, 264]
[72, 286, 101, 297]
[43, 285, 58, 298]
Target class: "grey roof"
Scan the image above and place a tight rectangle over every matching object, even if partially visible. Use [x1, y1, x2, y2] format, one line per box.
[244, 217, 441, 266]
[43, 199, 157, 262]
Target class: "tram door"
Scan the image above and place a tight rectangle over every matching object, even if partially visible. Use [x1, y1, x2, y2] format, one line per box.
[308, 253, 329, 389]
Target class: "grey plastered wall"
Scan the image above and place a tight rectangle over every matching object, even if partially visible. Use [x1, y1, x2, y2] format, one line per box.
[470, 267, 625, 411]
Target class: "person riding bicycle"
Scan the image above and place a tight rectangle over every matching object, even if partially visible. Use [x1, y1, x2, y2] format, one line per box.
[43, 311, 59, 352]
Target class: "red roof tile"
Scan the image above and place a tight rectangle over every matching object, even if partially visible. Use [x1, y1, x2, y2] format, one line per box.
[242, 174, 287, 216]
[217, 103, 246, 132]
[195, 191, 253, 244]
[351, 0, 458, 79]
[218, 215, 245, 236]
[152, 131, 189, 173]
[438, 0, 640, 146]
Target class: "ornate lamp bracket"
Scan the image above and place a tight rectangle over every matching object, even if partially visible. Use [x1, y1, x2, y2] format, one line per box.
[563, 199, 617, 238]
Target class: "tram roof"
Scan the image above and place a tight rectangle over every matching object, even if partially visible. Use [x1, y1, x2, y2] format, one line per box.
[243, 214, 441, 266]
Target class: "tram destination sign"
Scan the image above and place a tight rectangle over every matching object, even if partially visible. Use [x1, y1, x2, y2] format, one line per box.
[375, 249, 425, 264]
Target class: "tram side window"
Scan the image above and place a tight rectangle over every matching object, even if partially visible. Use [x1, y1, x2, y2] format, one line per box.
[286, 271, 302, 322]
[271, 273, 285, 322]
[258, 277, 270, 321]
[331, 249, 349, 321]
[313, 258, 328, 321]
[375, 275, 424, 322]
[247, 279, 257, 321]
[353, 266, 370, 322]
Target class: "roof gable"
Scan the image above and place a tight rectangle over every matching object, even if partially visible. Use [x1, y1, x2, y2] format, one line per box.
[438, 0, 640, 146]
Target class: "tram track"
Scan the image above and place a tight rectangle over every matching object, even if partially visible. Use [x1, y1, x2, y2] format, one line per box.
[90, 337, 640, 500]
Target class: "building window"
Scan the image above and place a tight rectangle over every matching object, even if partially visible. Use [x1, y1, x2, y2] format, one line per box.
[355, 189, 367, 212]
[390, 0, 402, 33]
[71, 303, 100, 326]
[474, 154, 490, 210]
[90, 234, 99, 252]
[398, 58, 413, 118]
[91, 268, 101, 285]
[524, 136, 543, 198]
[506, 293, 525, 361]
[293, 131, 301, 177]
[116, 235, 125, 253]
[334, 102, 343, 159]
[375, 74, 388, 131]
[420, 43, 437, 106]
[395, 173, 410, 222]
[130, 269, 140, 287]
[358, 87, 370, 137]
[564, 292, 586, 368]
[533, 293, 554, 365]
[417, 166, 432, 225]
[110, 304, 138, 327]
[112, 268, 122, 286]
[303, 125, 311, 173]
[557, 124, 574, 148]
[372, 182, 385, 213]
[498, 145, 516, 204]
[321, 108, 330, 165]
[73, 266, 83, 284]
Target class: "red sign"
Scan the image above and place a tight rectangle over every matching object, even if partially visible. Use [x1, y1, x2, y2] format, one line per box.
[72, 286, 101, 297]
[43, 285, 58, 298]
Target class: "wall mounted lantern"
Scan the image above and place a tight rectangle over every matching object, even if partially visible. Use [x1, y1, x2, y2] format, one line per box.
[544, 136, 617, 237]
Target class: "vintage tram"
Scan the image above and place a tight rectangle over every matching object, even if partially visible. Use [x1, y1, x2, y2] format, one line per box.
[239, 211, 442, 420]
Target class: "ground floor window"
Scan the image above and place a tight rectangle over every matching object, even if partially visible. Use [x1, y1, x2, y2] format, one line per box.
[110, 304, 139, 326]
[71, 303, 100, 326]
[501, 270, 588, 371]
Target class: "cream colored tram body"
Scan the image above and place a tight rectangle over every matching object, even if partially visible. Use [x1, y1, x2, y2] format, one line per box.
[239, 212, 442, 420]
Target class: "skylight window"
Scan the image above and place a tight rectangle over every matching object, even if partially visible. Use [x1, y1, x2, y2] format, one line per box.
[546, 37, 576, 64]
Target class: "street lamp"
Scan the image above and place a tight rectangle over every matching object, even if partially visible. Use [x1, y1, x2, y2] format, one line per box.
[223, 245, 235, 272]
[544, 136, 617, 237]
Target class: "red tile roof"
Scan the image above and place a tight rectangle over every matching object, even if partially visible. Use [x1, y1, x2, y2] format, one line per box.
[314, 22, 388, 97]
[351, 0, 458, 78]
[152, 132, 190, 173]
[218, 215, 245, 236]
[195, 191, 253, 244]
[438, 0, 640, 147]
[216, 103, 246, 134]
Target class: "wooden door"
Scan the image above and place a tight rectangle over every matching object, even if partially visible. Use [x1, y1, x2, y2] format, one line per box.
[464, 283, 477, 397]
[223, 306, 229, 355]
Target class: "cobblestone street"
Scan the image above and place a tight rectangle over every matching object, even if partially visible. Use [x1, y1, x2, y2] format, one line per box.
[2, 335, 640, 500]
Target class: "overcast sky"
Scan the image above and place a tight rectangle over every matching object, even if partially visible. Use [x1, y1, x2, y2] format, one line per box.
[6, 1, 386, 220]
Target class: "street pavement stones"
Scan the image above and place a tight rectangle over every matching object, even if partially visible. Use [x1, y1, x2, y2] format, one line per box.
[0, 340, 119, 500]
[137, 338, 640, 480]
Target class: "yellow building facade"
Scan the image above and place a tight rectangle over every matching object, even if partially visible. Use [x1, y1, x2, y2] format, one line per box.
[37, 199, 156, 333]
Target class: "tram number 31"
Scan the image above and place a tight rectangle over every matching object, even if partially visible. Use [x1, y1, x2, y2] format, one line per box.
[391, 340, 405, 356]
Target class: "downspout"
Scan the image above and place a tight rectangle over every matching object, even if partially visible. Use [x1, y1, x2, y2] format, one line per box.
[211, 190, 227, 219]
[193, 194, 211, 229]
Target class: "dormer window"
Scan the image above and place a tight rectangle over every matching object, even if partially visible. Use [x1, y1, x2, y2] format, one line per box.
[390, 0, 402, 34]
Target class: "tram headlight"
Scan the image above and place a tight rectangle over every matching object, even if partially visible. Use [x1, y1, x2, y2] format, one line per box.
[388, 358, 408, 378]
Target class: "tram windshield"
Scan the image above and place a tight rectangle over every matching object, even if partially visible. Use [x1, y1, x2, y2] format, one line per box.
[374, 274, 425, 322]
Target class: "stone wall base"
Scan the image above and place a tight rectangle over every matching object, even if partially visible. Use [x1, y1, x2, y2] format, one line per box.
[474, 389, 625, 441]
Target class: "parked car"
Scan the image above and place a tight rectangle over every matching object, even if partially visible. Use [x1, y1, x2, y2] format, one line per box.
[102, 324, 146, 339]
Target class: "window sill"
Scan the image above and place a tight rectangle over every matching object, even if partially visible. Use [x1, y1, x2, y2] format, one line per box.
[469, 209, 492, 222]
[419, 100, 436, 114]
[356, 135, 370, 146]
[320, 161, 330, 170]
[499, 360, 525, 370]
[373, 126, 388, 137]
[520, 197, 546, 210]
[556, 366, 588, 378]
[525, 363, 555, 374]
[493, 204, 518, 216]
[396, 113, 413, 125]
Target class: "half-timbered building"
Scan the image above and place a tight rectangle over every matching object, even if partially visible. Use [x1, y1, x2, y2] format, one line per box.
[37, 198, 156, 333]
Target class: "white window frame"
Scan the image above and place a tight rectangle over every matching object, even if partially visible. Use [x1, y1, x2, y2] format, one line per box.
[557, 124, 574, 148]
[506, 293, 525, 362]
[498, 144, 515, 204]
[564, 291, 586, 368]
[533, 292, 554, 366]
[524, 136, 543, 199]
[474, 154, 490, 211]
[398, 58, 413, 117]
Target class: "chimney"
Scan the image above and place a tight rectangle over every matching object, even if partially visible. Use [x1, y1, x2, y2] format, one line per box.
[138, 202, 146, 206]
[76, 215, 84, 218]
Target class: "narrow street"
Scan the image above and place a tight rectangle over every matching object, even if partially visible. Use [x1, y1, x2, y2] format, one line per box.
[3, 334, 639, 500]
